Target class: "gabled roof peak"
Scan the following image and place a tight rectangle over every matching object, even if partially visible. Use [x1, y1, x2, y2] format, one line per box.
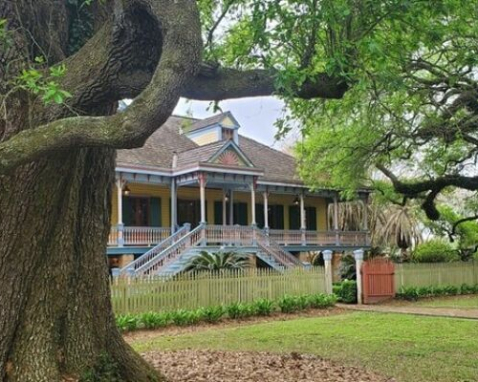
[188, 111, 240, 133]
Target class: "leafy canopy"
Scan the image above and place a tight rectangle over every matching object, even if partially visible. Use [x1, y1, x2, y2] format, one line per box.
[289, 0, 478, 211]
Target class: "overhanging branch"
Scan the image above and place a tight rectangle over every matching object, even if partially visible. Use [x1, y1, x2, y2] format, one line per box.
[0, 0, 202, 174]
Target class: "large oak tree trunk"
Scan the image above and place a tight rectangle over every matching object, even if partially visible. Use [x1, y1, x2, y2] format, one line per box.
[0, 150, 163, 382]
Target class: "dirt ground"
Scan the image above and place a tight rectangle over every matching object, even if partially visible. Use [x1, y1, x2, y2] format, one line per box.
[143, 350, 395, 382]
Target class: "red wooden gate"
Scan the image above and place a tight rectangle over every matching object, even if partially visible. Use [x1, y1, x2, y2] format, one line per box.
[362, 257, 395, 304]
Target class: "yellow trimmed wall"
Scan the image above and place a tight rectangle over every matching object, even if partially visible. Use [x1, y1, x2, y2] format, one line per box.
[112, 183, 328, 230]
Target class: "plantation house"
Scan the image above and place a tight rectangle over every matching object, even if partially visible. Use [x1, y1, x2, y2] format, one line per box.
[109, 112, 371, 275]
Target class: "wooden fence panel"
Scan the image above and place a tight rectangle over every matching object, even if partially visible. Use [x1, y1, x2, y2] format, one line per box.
[111, 267, 326, 314]
[394, 261, 478, 291]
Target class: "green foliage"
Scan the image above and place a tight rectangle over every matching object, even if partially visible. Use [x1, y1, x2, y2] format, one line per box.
[333, 280, 357, 304]
[411, 239, 459, 263]
[116, 314, 140, 332]
[115, 293, 337, 332]
[80, 353, 121, 382]
[139, 311, 171, 329]
[424, 205, 478, 261]
[15, 61, 72, 105]
[252, 298, 274, 316]
[277, 295, 301, 313]
[397, 284, 478, 301]
[290, 0, 478, 206]
[198, 305, 225, 323]
[171, 309, 203, 326]
[225, 302, 256, 319]
[185, 250, 250, 272]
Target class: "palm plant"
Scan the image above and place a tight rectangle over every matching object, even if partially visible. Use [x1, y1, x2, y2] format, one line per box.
[185, 251, 250, 272]
[329, 199, 422, 258]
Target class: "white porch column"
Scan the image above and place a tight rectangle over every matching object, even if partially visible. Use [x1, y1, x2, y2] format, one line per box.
[300, 193, 306, 245]
[322, 250, 333, 295]
[333, 195, 339, 246]
[199, 173, 207, 224]
[263, 191, 269, 230]
[229, 189, 234, 226]
[222, 190, 227, 226]
[116, 179, 125, 247]
[170, 178, 177, 233]
[354, 249, 364, 305]
[300, 193, 306, 230]
[250, 179, 257, 226]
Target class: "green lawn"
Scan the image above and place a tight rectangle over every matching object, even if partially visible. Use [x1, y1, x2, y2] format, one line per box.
[413, 295, 478, 309]
[132, 312, 478, 382]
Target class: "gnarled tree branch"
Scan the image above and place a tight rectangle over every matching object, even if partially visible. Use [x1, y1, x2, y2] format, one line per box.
[0, 0, 202, 173]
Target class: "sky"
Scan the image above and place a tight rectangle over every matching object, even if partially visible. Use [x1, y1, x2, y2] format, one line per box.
[173, 96, 297, 149]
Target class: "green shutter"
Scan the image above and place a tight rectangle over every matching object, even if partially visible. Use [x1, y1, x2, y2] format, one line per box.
[275, 205, 284, 229]
[306, 207, 317, 230]
[289, 205, 300, 230]
[150, 197, 161, 227]
[256, 203, 264, 228]
[234, 202, 248, 225]
[214, 201, 223, 225]
[122, 196, 133, 226]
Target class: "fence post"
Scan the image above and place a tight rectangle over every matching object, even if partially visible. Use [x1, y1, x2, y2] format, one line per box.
[323, 250, 333, 295]
[353, 249, 364, 305]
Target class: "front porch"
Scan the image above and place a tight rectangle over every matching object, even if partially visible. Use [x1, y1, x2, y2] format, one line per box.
[108, 225, 370, 251]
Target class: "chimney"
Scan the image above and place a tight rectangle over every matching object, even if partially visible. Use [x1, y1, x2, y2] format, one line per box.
[172, 151, 178, 168]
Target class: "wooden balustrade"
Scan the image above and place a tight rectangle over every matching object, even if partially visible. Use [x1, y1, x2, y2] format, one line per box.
[109, 225, 370, 248]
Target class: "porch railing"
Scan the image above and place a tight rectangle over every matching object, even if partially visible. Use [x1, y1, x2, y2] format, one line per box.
[255, 229, 302, 268]
[109, 225, 370, 248]
[269, 229, 369, 247]
[118, 224, 190, 275]
[205, 225, 255, 246]
[134, 224, 204, 276]
[108, 226, 171, 246]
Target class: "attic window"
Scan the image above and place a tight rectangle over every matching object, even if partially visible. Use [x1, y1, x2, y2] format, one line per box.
[222, 128, 233, 141]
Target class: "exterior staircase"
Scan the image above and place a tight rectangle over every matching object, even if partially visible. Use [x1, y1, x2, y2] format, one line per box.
[117, 224, 304, 277]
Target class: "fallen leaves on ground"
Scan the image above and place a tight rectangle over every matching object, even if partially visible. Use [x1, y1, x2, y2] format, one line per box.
[143, 350, 396, 382]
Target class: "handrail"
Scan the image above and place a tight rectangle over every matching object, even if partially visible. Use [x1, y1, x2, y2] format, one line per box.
[134, 224, 204, 276]
[255, 228, 302, 268]
[119, 225, 190, 275]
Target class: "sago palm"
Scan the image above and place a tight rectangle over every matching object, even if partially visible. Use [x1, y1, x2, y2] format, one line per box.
[185, 251, 250, 272]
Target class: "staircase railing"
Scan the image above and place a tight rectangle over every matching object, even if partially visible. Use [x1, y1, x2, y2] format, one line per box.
[119, 224, 190, 276]
[255, 228, 302, 268]
[134, 224, 204, 276]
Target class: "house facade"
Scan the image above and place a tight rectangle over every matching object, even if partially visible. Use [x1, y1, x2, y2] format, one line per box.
[108, 112, 370, 276]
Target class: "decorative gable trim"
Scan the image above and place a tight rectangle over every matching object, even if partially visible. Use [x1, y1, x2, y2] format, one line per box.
[208, 140, 254, 168]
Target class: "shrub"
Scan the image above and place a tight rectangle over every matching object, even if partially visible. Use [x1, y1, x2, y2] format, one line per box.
[334, 280, 357, 304]
[277, 295, 300, 313]
[225, 302, 255, 319]
[116, 314, 140, 332]
[199, 305, 225, 323]
[411, 239, 459, 263]
[253, 298, 275, 316]
[308, 293, 337, 309]
[397, 286, 420, 301]
[139, 311, 171, 329]
[171, 309, 202, 326]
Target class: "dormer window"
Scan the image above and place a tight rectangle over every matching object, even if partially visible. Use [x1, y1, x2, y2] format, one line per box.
[222, 128, 234, 141]
[185, 111, 240, 146]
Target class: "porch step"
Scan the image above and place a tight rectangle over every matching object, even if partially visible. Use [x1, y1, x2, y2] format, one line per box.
[256, 252, 286, 272]
[156, 249, 202, 277]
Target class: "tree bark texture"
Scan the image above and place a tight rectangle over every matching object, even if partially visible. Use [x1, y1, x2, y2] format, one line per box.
[0, 149, 164, 382]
